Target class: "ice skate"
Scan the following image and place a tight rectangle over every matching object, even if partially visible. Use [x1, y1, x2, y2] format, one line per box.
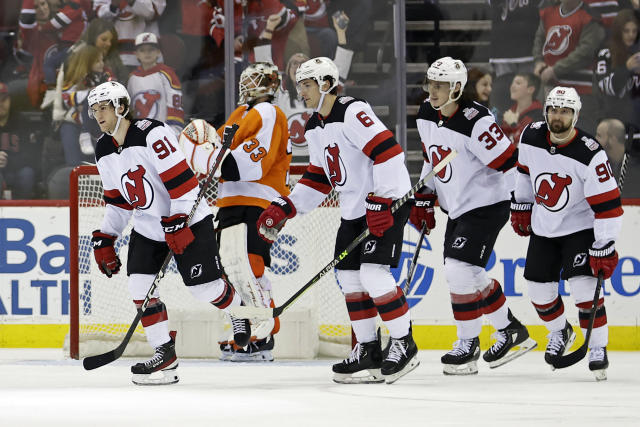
[589, 347, 608, 381]
[230, 314, 251, 348]
[381, 332, 420, 384]
[219, 340, 235, 361]
[482, 317, 537, 368]
[441, 337, 480, 375]
[545, 321, 576, 370]
[332, 337, 384, 384]
[131, 336, 179, 386]
[231, 335, 275, 362]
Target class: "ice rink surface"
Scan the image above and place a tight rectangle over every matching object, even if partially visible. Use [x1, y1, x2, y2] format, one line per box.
[0, 349, 638, 427]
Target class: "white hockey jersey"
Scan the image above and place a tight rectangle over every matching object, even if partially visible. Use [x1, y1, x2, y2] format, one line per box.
[127, 64, 184, 136]
[95, 118, 209, 242]
[514, 121, 623, 246]
[416, 99, 518, 219]
[289, 96, 411, 220]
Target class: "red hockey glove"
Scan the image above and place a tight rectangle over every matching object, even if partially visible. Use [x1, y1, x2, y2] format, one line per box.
[365, 194, 394, 237]
[161, 214, 195, 254]
[510, 201, 533, 237]
[257, 196, 297, 243]
[91, 230, 121, 278]
[589, 241, 619, 280]
[410, 193, 436, 231]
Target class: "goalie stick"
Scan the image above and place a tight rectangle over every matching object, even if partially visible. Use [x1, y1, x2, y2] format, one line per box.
[229, 149, 458, 320]
[83, 123, 239, 371]
[404, 223, 428, 296]
[552, 143, 628, 369]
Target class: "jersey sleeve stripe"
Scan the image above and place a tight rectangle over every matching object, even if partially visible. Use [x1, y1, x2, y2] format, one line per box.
[516, 161, 530, 175]
[160, 161, 198, 198]
[487, 143, 518, 171]
[593, 204, 623, 219]
[586, 188, 621, 205]
[361, 130, 400, 164]
[103, 189, 133, 210]
[298, 165, 332, 194]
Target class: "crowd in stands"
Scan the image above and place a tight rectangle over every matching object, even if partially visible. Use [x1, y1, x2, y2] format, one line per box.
[0, 0, 639, 199]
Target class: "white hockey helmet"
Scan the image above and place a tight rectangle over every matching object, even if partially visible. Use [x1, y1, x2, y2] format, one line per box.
[544, 86, 582, 128]
[424, 56, 467, 109]
[295, 56, 339, 93]
[238, 62, 281, 105]
[88, 81, 130, 118]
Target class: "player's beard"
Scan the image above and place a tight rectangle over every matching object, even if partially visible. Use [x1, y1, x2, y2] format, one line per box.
[549, 120, 571, 134]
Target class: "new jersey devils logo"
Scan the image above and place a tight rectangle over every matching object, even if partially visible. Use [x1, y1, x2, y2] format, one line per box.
[543, 25, 573, 56]
[325, 143, 347, 187]
[121, 165, 154, 210]
[288, 111, 312, 147]
[133, 90, 161, 119]
[428, 145, 453, 183]
[534, 173, 572, 211]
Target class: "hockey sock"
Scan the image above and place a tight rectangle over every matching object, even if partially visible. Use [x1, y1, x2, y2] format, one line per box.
[450, 291, 483, 338]
[211, 279, 241, 309]
[345, 292, 378, 343]
[532, 296, 566, 332]
[577, 300, 608, 348]
[373, 286, 410, 338]
[135, 298, 170, 348]
[480, 279, 510, 330]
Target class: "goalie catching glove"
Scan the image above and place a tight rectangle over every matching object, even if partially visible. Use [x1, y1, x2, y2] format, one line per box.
[256, 196, 297, 243]
[510, 200, 532, 237]
[178, 119, 226, 175]
[161, 214, 195, 254]
[589, 241, 619, 280]
[365, 194, 394, 237]
[91, 230, 121, 277]
[409, 192, 436, 231]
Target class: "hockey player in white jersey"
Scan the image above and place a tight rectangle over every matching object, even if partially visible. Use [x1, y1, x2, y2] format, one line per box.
[256, 57, 419, 384]
[511, 87, 623, 381]
[411, 57, 537, 375]
[87, 81, 251, 385]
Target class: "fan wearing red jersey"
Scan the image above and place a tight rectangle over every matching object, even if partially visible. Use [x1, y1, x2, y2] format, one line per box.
[412, 57, 537, 375]
[257, 57, 418, 385]
[87, 81, 251, 385]
[512, 86, 623, 381]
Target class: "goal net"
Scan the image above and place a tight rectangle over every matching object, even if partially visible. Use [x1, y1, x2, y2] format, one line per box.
[67, 165, 359, 359]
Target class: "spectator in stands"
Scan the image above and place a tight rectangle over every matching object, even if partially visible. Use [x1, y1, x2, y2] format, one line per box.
[533, 0, 605, 134]
[501, 73, 543, 144]
[326, 0, 372, 56]
[595, 9, 640, 130]
[180, 0, 220, 82]
[78, 18, 128, 82]
[296, 0, 337, 59]
[0, 82, 42, 199]
[596, 118, 640, 197]
[127, 32, 184, 136]
[489, 0, 540, 115]
[93, 0, 166, 69]
[464, 67, 498, 117]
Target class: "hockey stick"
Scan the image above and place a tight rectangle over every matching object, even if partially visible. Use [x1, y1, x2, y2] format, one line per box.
[404, 223, 428, 296]
[229, 149, 458, 320]
[83, 124, 239, 370]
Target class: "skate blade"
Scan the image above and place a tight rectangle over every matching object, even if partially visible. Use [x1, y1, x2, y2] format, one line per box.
[219, 351, 234, 362]
[132, 368, 179, 386]
[549, 333, 577, 372]
[333, 369, 385, 384]
[592, 369, 607, 381]
[443, 360, 478, 376]
[488, 338, 538, 369]
[385, 358, 420, 384]
[231, 350, 274, 362]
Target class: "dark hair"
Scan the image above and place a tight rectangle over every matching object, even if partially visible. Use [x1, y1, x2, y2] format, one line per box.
[462, 67, 491, 105]
[609, 9, 640, 67]
[514, 72, 541, 95]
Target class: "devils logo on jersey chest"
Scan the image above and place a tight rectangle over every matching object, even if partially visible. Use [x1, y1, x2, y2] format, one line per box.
[324, 143, 347, 187]
[534, 172, 572, 211]
[121, 165, 154, 210]
[428, 145, 453, 183]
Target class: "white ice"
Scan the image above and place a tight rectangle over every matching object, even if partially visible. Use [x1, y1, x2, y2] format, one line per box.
[0, 349, 638, 427]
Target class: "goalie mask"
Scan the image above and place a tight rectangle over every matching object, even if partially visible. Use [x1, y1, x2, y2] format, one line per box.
[238, 62, 281, 106]
[423, 57, 467, 110]
[544, 86, 582, 130]
[88, 81, 131, 136]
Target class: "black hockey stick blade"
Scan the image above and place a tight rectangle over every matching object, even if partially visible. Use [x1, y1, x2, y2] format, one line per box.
[83, 310, 143, 370]
[552, 271, 604, 369]
[229, 149, 458, 321]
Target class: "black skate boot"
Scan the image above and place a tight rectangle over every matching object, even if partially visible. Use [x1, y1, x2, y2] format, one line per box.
[232, 335, 275, 362]
[589, 347, 608, 381]
[482, 315, 538, 368]
[332, 337, 384, 384]
[441, 337, 480, 375]
[381, 332, 420, 384]
[230, 314, 251, 348]
[545, 321, 576, 370]
[131, 335, 179, 385]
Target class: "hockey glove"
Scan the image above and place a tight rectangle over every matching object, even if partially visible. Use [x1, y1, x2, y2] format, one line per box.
[589, 241, 619, 280]
[510, 201, 533, 237]
[365, 194, 394, 237]
[91, 230, 121, 278]
[410, 193, 436, 232]
[161, 214, 195, 254]
[257, 196, 297, 243]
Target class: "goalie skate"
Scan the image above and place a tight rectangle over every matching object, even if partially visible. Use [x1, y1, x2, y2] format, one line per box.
[231, 336, 275, 362]
[441, 337, 480, 375]
[589, 347, 608, 381]
[131, 334, 179, 386]
[332, 338, 384, 384]
[482, 316, 537, 368]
